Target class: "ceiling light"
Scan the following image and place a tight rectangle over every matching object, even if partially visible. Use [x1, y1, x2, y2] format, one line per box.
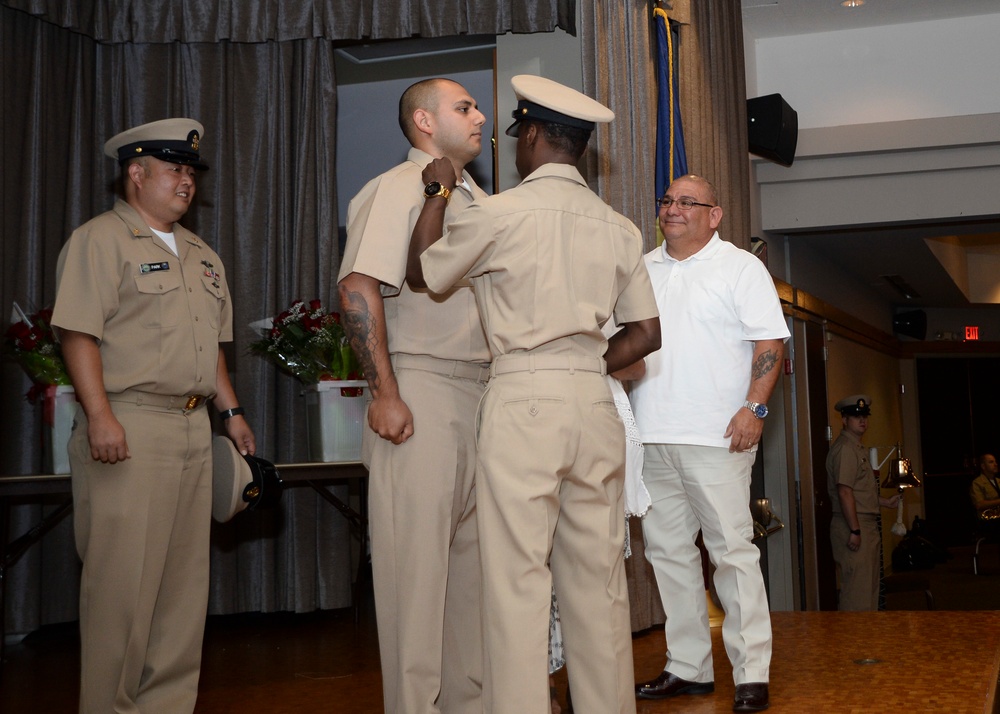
[841, 0, 865, 7]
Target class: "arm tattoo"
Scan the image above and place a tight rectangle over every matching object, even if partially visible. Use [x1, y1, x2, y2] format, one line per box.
[751, 349, 779, 381]
[340, 288, 382, 391]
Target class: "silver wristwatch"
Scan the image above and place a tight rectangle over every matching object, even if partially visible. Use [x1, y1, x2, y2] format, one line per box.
[744, 400, 768, 419]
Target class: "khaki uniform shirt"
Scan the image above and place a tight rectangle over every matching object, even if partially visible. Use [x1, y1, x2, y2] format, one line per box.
[339, 147, 490, 363]
[827, 430, 879, 515]
[52, 199, 232, 397]
[970, 473, 1000, 507]
[420, 163, 658, 357]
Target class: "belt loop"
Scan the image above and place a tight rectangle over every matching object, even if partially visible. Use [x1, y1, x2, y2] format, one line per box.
[568, 360, 575, 375]
[528, 354, 536, 374]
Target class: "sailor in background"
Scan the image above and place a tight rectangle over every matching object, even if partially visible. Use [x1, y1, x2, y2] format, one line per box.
[827, 395, 899, 611]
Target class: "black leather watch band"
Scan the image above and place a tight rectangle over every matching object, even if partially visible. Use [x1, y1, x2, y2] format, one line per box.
[849, 528, 861, 536]
[219, 406, 245, 420]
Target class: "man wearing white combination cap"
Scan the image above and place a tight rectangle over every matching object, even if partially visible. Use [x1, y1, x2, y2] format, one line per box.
[408, 75, 660, 714]
[52, 118, 254, 713]
[827, 394, 899, 611]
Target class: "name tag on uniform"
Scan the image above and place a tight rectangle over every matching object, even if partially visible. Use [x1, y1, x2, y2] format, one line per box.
[140, 262, 170, 274]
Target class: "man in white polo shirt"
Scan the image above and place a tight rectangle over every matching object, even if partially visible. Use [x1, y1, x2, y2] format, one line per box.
[630, 174, 789, 713]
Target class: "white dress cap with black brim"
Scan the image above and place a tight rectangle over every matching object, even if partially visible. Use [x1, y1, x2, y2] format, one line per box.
[211, 435, 253, 522]
[210, 435, 283, 522]
[834, 394, 872, 417]
[104, 117, 209, 170]
[505, 74, 615, 137]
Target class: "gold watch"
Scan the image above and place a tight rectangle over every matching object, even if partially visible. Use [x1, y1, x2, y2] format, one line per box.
[423, 181, 451, 201]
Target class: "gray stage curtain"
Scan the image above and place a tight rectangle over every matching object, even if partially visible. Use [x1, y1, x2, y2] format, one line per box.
[1, 4, 355, 635]
[3, 0, 574, 636]
[579, 0, 750, 631]
[578, 0, 662, 632]
[579, 0, 659, 251]
[0, 0, 575, 41]
[579, 0, 750, 251]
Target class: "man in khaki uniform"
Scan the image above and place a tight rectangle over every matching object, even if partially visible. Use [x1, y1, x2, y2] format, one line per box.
[52, 118, 255, 713]
[827, 395, 899, 611]
[408, 75, 661, 714]
[970, 453, 1000, 516]
[337, 78, 490, 714]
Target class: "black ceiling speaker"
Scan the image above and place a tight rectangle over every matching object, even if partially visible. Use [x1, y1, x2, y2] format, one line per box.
[747, 93, 798, 167]
[893, 310, 927, 341]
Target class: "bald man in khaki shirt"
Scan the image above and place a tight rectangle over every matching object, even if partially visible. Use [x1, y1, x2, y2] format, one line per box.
[409, 75, 660, 714]
[338, 78, 490, 714]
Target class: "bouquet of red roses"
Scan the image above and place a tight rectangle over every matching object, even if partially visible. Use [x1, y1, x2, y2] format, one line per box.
[250, 298, 362, 384]
[4, 303, 72, 402]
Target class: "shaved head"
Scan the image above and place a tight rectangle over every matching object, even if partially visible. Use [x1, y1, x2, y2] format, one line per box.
[667, 174, 719, 205]
[399, 78, 454, 144]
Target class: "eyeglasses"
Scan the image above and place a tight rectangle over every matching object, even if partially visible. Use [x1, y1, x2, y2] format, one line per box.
[657, 196, 715, 211]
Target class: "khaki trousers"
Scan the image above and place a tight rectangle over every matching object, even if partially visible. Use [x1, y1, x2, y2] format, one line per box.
[366, 361, 486, 714]
[69, 402, 212, 714]
[476, 368, 635, 714]
[831, 513, 881, 611]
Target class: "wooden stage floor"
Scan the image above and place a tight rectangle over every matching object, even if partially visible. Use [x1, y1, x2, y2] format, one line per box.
[632, 610, 1000, 714]
[2, 606, 998, 713]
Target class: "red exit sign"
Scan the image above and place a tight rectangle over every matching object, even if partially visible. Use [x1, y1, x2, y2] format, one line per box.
[966, 326, 979, 341]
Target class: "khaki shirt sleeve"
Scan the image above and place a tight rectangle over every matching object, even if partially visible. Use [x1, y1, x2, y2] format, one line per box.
[612, 234, 659, 325]
[52, 218, 124, 341]
[832, 446, 861, 490]
[421, 201, 496, 294]
[339, 167, 422, 294]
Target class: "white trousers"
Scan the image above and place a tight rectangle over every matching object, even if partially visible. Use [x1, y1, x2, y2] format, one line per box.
[641, 444, 772, 685]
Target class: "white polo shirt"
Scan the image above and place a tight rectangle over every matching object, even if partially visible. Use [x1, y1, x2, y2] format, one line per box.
[630, 232, 789, 448]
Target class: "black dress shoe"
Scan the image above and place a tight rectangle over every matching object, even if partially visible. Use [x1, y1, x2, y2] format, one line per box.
[635, 670, 715, 700]
[733, 682, 769, 712]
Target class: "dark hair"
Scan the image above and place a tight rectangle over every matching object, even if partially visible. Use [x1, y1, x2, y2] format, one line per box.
[123, 156, 151, 176]
[398, 78, 447, 144]
[537, 121, 591, 159]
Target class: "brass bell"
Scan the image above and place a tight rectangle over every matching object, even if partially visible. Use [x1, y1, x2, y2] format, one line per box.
[880, 444, 922, 489]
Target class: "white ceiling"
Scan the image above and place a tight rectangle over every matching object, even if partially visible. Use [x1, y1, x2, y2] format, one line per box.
[742, 0, 1000, 40]
[742, 0, 1000, 312]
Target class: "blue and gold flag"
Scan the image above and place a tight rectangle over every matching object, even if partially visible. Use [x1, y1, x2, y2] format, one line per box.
[654, 6, 688, 201]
